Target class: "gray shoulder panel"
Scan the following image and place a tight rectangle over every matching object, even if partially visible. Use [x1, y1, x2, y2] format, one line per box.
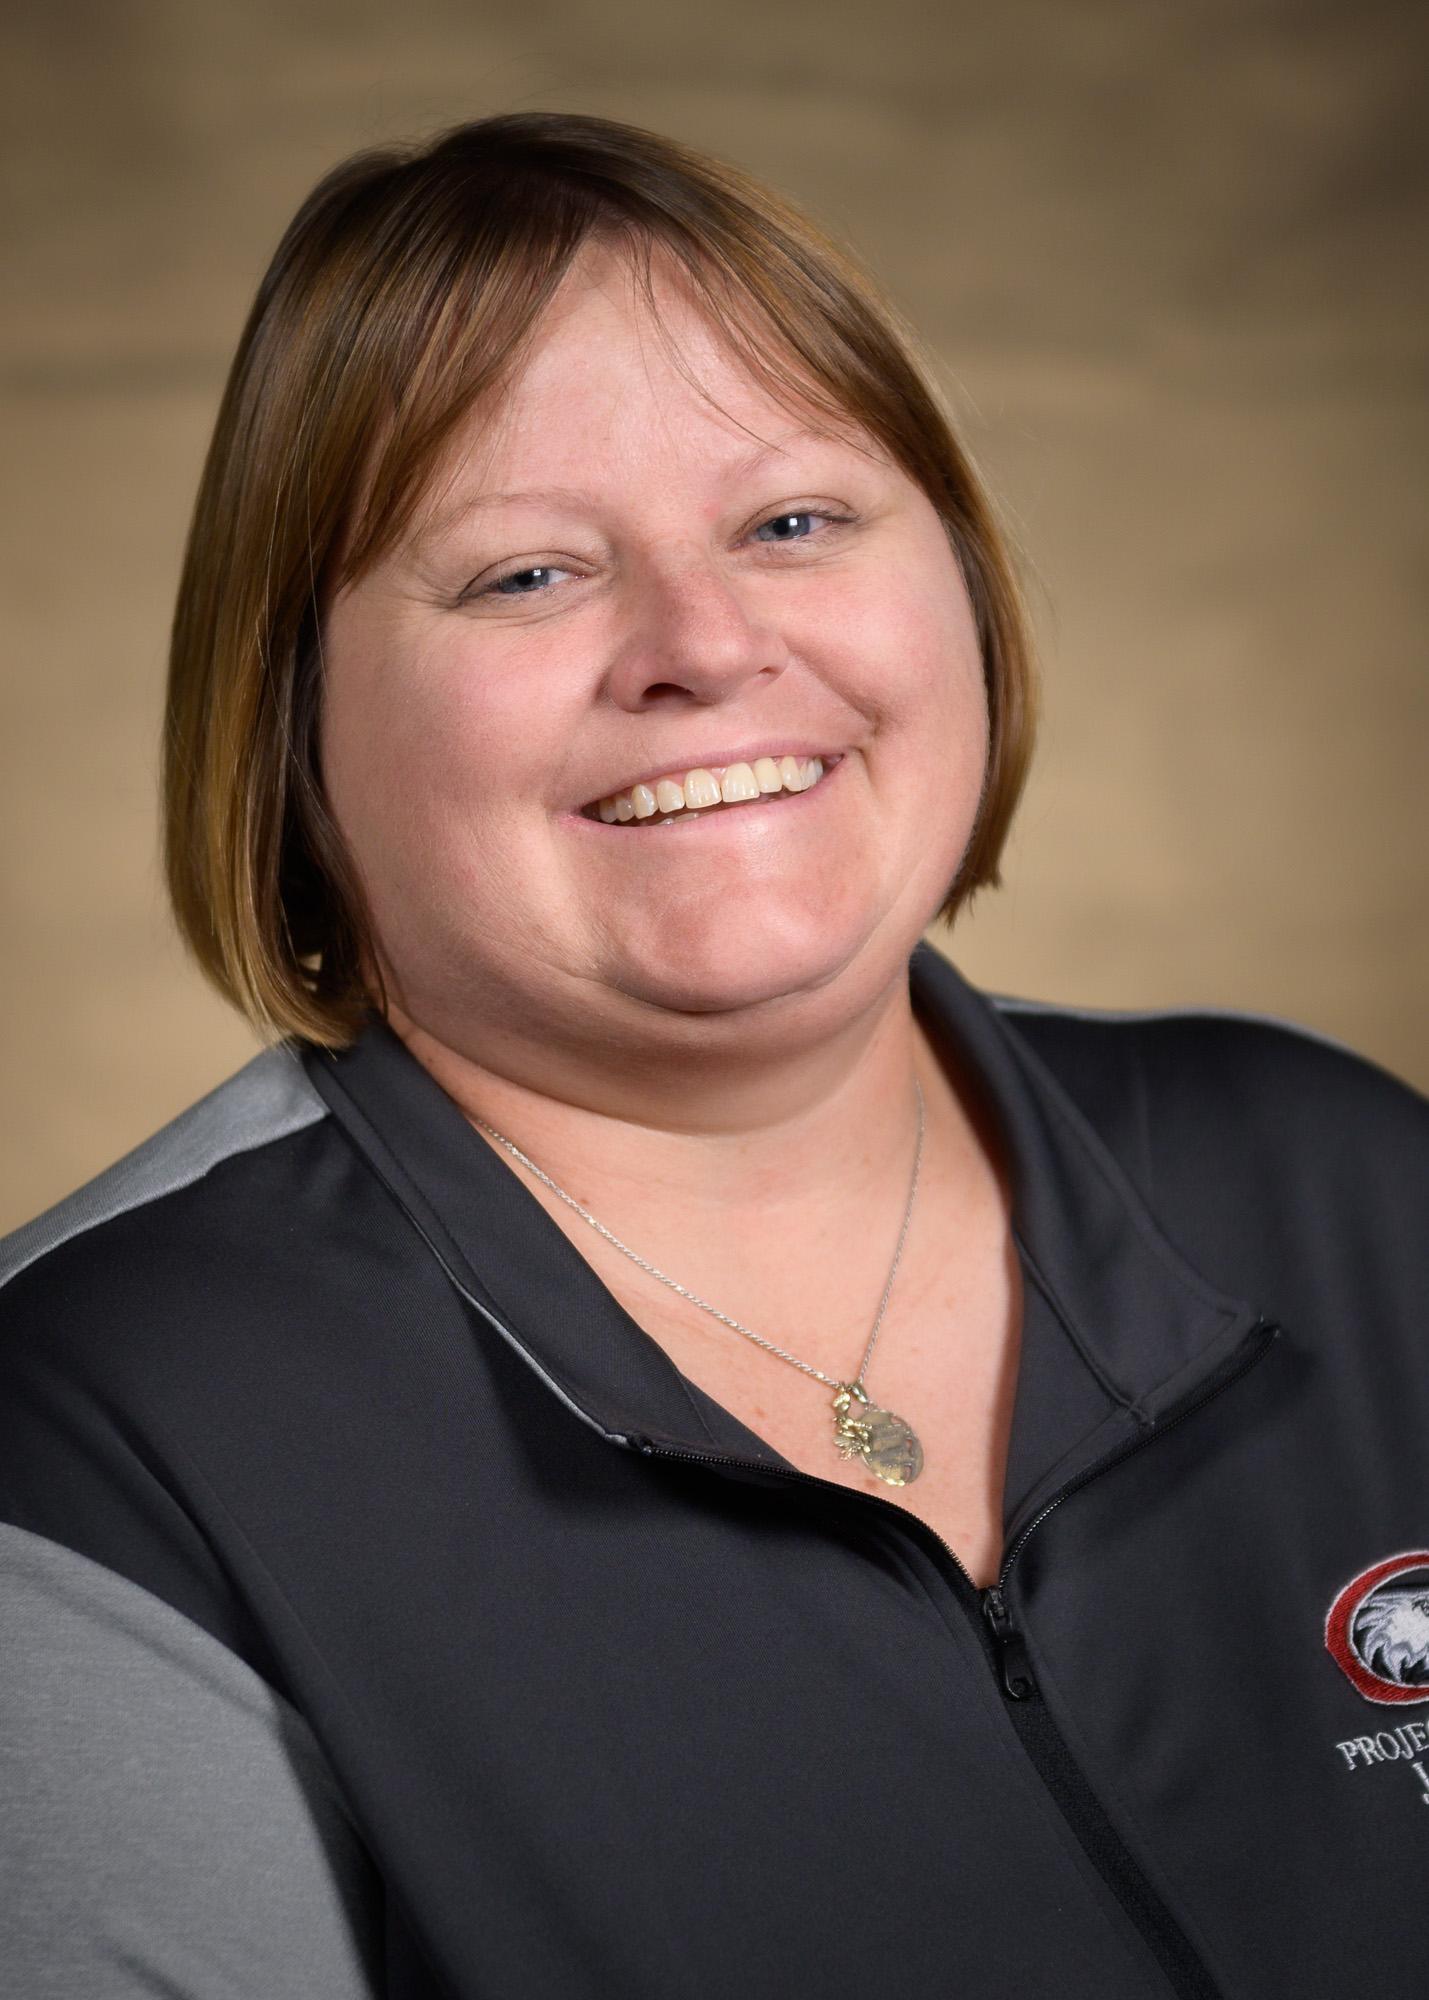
[0, 1521, 380, 1999]
[0, 1044, 327, 1295]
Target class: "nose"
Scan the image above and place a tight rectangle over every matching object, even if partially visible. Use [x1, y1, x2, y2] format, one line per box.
[603, 551, 790, 711]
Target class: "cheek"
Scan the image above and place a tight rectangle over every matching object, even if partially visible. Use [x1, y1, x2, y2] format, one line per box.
[322, 622, 556, 881]
[321, 654, 555, 983]
[322, 651, 443, 891]
[817, 550, 988, 782]
[860, 570, 990, 896]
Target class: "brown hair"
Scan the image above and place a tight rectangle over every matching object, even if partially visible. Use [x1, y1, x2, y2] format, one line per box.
[165, 112, 1037, 1045]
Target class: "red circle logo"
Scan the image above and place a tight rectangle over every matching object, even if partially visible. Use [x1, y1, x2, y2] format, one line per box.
[1325, 1552, 1429, 1705]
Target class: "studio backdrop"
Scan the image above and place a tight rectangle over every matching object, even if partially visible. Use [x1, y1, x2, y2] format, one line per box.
[1, 0, 1424, 1229]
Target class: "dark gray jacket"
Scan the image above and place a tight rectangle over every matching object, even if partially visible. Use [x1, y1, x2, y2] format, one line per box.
[2, 949, 1427, 1998]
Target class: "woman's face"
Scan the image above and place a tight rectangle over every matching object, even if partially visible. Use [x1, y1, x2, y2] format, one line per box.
[322, 250, 989, 1072]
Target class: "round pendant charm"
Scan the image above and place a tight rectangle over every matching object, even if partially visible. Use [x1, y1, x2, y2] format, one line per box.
[858, 1405, 924, 1485]
[832, 1386, 924, 1486]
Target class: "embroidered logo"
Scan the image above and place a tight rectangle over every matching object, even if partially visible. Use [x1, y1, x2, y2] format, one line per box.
[1326, 1552, 1429, 1706]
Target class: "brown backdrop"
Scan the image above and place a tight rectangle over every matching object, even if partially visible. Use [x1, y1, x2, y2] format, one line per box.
[2, 0, 1425, 1232]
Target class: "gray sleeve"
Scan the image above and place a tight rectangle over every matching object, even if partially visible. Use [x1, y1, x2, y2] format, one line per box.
[0, 1522, 383, 1999]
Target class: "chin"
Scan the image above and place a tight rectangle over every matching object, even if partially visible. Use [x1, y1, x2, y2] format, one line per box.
[601, 898, 902, 1023]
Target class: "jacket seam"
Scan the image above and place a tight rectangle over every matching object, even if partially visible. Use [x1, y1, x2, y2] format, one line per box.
[0, 1054, 328, 1300]
[1016, 1237, 1144, 1413]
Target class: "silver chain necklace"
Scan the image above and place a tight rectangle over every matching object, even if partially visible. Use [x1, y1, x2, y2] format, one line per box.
[473, 1084, 926, 1488]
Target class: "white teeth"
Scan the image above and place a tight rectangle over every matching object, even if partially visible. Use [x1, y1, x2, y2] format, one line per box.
[683, 767, 722, 809]
[594, 755, 827, 824]
[720, 762, 760, 803]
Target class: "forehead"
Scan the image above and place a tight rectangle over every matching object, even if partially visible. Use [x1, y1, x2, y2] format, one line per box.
[427, 245, 872, 514]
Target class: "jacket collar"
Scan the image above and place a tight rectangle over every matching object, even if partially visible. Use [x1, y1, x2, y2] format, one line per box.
[908, 948, 1268, 1532]
[302, 949, 1265, 1505]
[909, 947, 1262, 1423]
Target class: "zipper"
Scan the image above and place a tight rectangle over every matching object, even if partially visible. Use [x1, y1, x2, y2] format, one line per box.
[635, 1316, 1277, 1670]
[637, 1319, 1277, 2000]
[981, 1317, 1280, 1703]
[982, 1583, 1036, 1699]
[972, 1319, 1276, 1998]
[321, 1064, 1269, 1996]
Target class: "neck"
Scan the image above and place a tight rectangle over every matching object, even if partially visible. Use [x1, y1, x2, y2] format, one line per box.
[388, 963, 940, 1222]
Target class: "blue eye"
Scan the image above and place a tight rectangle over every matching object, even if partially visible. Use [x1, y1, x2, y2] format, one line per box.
[492, 566, 558, 595]
[755, 512, 816, 542]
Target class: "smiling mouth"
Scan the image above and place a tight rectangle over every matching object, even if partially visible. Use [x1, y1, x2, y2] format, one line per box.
[585, 755, 827, 826]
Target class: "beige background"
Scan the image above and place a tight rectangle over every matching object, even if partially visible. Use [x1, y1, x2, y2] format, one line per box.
[2, 0, 1425, 1233]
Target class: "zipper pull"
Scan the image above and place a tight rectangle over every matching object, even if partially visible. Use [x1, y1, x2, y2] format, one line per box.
[983, 1586, 1037, 1701]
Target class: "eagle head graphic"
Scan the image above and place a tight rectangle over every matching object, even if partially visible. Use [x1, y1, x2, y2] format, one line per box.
[1352, 1584, 1429, 1688]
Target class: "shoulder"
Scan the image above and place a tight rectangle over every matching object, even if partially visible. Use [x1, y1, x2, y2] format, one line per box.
[0, 1038, 440, 1496]
[0, 1041, 400, 1397]
[992, 994, 1426, 1164]
[0, 1042, 329, 1307]
[991, 994, 1429, 1308]
[0, 1048, 355, 1671]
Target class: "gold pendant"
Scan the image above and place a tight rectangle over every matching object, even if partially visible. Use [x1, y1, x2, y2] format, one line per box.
[832, 1383, 924, 1487]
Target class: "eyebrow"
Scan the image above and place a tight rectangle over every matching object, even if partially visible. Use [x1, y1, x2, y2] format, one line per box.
[416, 425, 856, 547]
[419, 487, 598, 540]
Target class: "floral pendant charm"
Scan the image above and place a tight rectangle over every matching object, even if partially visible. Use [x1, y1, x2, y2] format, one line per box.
[832, 1382, 924, 1486]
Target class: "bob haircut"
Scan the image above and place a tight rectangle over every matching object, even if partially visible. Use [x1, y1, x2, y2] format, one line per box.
[165, 112, 1037, 1045]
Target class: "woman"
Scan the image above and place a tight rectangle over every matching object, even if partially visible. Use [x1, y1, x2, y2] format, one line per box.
[1, 114, 1426, 1999]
